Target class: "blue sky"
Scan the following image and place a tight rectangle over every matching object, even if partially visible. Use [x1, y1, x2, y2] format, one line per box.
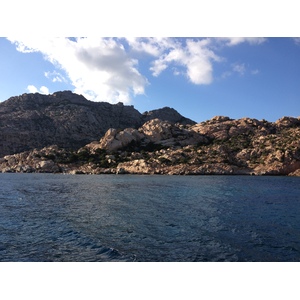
[1, 37, 300, 123]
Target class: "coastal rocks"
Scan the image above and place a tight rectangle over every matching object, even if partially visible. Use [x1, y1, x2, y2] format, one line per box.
[117, 159, 160, 174]
[0, 147, 60, 173]
[38, 160, 59, 172]
[165, 163, 237, 175]
[288, 168, 300, 176]
[253, 161, 300, 176]
[115, 161, 244, 176]
[1, 112, 300, 176]
[66, 164, 116, 175]
[0, 145, 116, 174]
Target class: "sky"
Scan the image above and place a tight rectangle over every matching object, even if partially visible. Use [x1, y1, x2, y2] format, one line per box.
[1, 37, 300, 123]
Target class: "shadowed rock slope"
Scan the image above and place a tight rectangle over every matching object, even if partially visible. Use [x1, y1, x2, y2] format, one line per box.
[0, 91, 195, 157]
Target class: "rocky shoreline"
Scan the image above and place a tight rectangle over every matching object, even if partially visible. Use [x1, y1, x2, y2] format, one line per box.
[1, 115, 300, 176]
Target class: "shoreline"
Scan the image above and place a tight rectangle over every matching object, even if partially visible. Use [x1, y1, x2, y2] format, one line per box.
[1, 168, 299, 176]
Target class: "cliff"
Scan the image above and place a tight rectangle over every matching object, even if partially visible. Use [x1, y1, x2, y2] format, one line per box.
[1, 114, 300, 176]
[0, 91, 195, 158]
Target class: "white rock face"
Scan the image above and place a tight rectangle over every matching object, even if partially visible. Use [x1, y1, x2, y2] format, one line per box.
[140, 119, 173, 142]
[98, 128, 144, 152]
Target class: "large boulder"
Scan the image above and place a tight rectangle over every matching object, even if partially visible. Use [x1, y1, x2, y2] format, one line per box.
[140, 119, 174, 143]
[97, 128, 144, 152]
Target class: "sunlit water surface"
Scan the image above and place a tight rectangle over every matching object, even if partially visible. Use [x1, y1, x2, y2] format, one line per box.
[1, 174, 300, 261]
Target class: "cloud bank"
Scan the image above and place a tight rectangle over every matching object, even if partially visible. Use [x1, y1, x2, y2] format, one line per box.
[8, 37, 267, 104]
[8, 37, 148, 104]
[150, 38, 221, 85]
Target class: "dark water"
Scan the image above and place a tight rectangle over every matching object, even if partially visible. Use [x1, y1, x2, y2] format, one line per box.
[0, 173, 300, 262]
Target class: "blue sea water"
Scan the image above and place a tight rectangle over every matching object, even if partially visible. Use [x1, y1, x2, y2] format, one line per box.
[0, 173, 300, 262]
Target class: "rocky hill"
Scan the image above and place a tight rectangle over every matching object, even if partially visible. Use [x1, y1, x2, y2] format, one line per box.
[0, 91, 195, 157]
[1, 114, 300, 176]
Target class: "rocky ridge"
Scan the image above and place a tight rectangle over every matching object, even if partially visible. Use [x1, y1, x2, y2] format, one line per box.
[1, 115, 300, 176]
[0, 91, 195, 158]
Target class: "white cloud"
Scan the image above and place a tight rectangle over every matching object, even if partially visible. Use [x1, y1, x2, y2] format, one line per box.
[221, 65, 259, 79]
[127, 37, 222, 85]
[129, 37, 265, 85]
[217, 37, 267, 46]
[150, 58, 169, 77]
[126, 37, 176, 57]
[27, 85, 49, 94]
[149, 38, 222, 85]
[221, 71, 232, 79]
[44, 71, 67, 83]
[292, 37, 300, 45]
[27, 85, 38, 93]
[251, 69, 260, 75]
[232, 63, 246, 76]
[8, 37, 148, 104]
[40, 86, 50, 94]
[172, 68, 181, 76]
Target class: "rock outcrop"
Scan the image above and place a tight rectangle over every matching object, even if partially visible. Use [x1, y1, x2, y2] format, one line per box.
[86, 119, 207, 153]
[142, 107, 196, 125]
[0, 91, 194, 157]
[140, 119, 205, 146]
[96, 128, 144, 152]
[1, 115, 300, 176]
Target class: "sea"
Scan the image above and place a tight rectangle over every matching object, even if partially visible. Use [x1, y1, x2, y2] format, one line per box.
[1, 173, 300, 262]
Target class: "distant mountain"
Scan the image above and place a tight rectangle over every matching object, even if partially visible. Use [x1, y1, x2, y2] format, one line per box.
[0, 91, 195, 157]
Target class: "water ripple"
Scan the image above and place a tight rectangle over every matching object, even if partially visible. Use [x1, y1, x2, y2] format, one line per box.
[0, 174, 300, 261]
